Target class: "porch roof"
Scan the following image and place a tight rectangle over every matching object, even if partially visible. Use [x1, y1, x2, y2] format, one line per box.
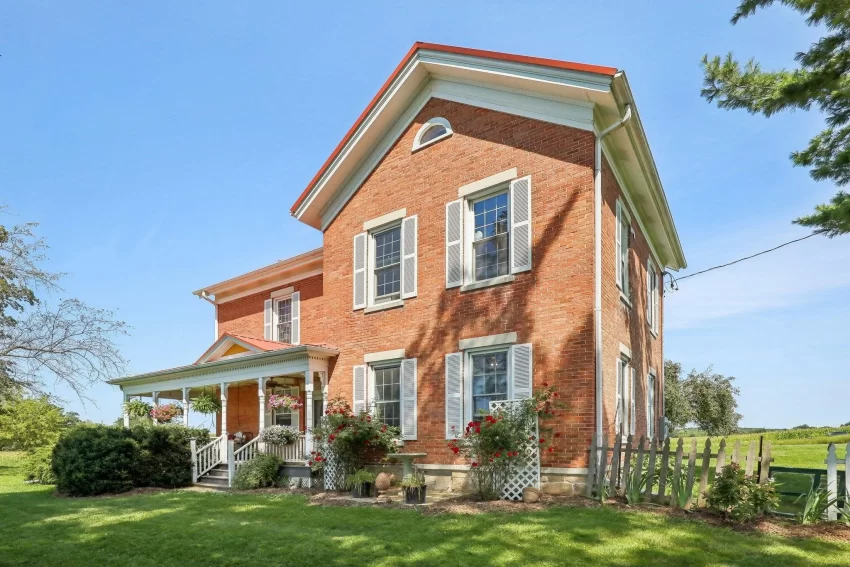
[107, 341, 338, 395]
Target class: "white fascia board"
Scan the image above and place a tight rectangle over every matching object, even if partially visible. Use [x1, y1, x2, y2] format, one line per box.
[214, 268, 323, 304]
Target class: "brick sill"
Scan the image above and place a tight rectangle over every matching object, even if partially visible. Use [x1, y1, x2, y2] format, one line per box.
[460, 274, 516, 292]
[364, 299, 404, 314]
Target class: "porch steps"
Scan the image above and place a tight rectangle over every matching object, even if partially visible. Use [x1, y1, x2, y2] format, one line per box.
[194, 463, 230, 491]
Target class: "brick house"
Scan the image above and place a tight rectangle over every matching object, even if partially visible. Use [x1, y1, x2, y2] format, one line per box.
[108, 43, 686, 493]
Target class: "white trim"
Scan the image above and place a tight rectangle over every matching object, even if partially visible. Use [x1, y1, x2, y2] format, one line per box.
[619, 342, 632, 360]
[458, 168, 518, 198]
[363, 208, 407, 231]
[459, 274, 515, 292]
[459, 332, 517, 351]
[272, 294, 295, 343]
[270, 286, 295, 299]
[364, 299, 404, 313]
[411, 117, 453, 151]
[463, 184, 512, 286]
[463, 345, 512, 425]
[364, 349, 406, 364]
[541, 467, 589, 475]
[648, 366, 657, 376]
[215, 268, 323, 304]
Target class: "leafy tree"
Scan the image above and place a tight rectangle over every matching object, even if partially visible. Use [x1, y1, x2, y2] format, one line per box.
[0, 210, 128, 397]
[0, 395, 80, 451]
[702, 0, 850, 236]
[683, 366, 743, 436]
[664, 360, 692, 433]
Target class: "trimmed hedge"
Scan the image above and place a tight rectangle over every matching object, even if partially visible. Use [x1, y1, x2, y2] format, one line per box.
[232, 454, 282, 490]
[52, 423, 209, 496]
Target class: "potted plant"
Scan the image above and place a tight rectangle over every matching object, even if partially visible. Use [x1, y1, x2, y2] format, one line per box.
[124, 399, 152, 418]
[401, 472, 427, 504]
[345, 469, 376, 498]
[260, 425, 300, 445]
[267, 393, 303, 412]
[150, 403, 182, 423]
[191, 392, 221, 415]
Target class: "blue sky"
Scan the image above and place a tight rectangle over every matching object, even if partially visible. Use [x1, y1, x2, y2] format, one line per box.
[2, 1, 847, 428]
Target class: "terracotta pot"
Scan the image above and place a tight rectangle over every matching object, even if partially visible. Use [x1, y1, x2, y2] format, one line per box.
[375, 472, 391, 491]
[522, 487, 540, 503]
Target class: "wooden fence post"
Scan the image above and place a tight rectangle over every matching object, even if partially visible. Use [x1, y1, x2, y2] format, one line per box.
[715, 439, 727, 474]
[644, 436, 657, 498]
[635, 436, 646, 497]
[845, 442, 850, 519]
[731, 440, 741, 466]
[685, 438, 697, 509]
[227, 440, 236, 489]
[745, 441, 756, 477]
[826, 443, 838, 521]
[609, 433, 623, 495]
[586, 435, 598, 498]
[698, 438, 711, 507]
[671, 438, 683, 505]
[657, 437, 671, 502]
[596, 433, 609, 497]
[190, 438, 198, 484]
[621, 434, 634, 496]
[759, 442, 772, 485]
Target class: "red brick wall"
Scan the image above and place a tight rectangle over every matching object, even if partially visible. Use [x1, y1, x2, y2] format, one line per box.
[321, 98, 597, 468]
[217, 274, 324, 344]
[600, 156, 664, 441]
[214, 383, 307, 436]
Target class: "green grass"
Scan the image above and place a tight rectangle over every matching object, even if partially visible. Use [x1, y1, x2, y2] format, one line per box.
[1, 453, 849, 566]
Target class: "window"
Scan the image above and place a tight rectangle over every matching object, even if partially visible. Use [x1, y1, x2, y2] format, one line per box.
[472, 192, 510, 281]
[271, 386, 300, 428]
[412, 117, 452, 151]
[647, 372, 656, 439]
[373, 225, 401, 302]
[373, 364, 401, 427]
[275, 297, 292, 343]
[647, 260, 659, 334]
[616, 201, 631, 297]
[471, 350, 508, 416]
[615, 358, 628, 435]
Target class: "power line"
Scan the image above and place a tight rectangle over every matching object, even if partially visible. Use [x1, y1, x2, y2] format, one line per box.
[665, 232, 819, 291]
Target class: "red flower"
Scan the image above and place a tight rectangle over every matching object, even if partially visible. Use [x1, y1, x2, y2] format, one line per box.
[451, 446, 460, 454]
[471, 462, 479, 468]
[329, 434, 336, 441]
[308, 461, 314, 466]
[494, 452, 501, 458]
[554, 432, 562, 438]
[548, 447, 554, 453]
[539, 438, 545, 443]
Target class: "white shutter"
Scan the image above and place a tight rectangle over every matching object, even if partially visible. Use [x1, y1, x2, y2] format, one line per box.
[510, 343, 533, 400]
[615, 204, 623, 289]
[445, 352, 463, 438]
[445, 200, 463, 288]
[400, 358, 417, 440]
[646, 268, 652, 321]
[615, 361, 623, 434]
[401, 215, 418, 299]
[646, 374, 652, 437]
[290, 291, 300, 345]
[353, 232, 367, 310]
[353, 365, 367, 414]
[630, 366, 637, 435]
[509, 176, 532, 273]
[263, 299, 273, 340]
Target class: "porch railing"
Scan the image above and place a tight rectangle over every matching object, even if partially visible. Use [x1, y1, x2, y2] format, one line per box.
[193, 434, 226, 481]
[234, 436, 261, 468]
[265, 435, 306, 462]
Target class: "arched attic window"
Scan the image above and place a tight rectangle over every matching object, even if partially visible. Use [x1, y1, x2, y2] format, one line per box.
[412, 117, 453, 151]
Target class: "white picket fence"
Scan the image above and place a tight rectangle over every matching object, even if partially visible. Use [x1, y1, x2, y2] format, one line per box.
[824, 442, 849, 521]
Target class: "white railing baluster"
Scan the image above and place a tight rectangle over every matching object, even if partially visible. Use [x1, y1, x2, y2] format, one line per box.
[193, 434, 226, 479]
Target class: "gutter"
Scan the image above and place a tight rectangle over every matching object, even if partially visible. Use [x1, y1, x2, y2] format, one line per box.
[594, 102, 632, 443]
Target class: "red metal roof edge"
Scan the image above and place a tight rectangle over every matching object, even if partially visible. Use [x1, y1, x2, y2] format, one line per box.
[289, 42, 617, 216]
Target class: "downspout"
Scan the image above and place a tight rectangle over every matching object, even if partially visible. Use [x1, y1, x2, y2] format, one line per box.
[594, 102, 632, 443]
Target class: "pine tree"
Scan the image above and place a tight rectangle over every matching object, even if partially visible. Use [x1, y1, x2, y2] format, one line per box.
[702, 0, 850, 237]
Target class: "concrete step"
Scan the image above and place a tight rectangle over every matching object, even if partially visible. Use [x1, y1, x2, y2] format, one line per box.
[198, 475, 229, 487]
[194, 480, 229, 491]
[205, 470, 229, 479]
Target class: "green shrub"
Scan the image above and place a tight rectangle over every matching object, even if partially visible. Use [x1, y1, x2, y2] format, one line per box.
[344, 469, 375, 490]
[706, 463, 779, 523]
[232, 454, 282, 490]
[52, 423, 201, 496]
[23, 445, 57, 484]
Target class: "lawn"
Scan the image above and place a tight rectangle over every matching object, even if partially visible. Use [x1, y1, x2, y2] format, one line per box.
[1, 453, 848, 566]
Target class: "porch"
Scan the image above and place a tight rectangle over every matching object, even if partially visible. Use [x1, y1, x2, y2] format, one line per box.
[107, 335, 338, 487]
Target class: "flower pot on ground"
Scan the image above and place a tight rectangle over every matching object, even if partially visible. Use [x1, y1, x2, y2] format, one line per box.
[401, 472, 426, 504]
[345, 469, 376, 498]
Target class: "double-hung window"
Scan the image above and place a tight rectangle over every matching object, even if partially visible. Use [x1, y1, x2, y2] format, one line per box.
[647, 259, 659, 335]
[616, 200, 631, 299]
[444, 339, 533, 438]
[445, 171, 532, 290]
[352, 212, 418, 311]
[615, 355, 635, 437]
[373, 364, 401, 427]
[263, 291, 300, 344]
[352, 358, 418, 440]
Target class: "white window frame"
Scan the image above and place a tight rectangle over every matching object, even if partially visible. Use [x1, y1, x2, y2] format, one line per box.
[412, 117, 453, 151]
[463, 345, 512, 425]
[647, 371, 656, 439]
[370, 361, 402, 428]
[463, 183, 511, 286]
[615, 357, 627, 436]
[272, 295, 293, 343]
[616, 199, 631, 300]
[367, 221, 403, 307]
[647, 259, 659, 336]
[268, 386, 300, 429]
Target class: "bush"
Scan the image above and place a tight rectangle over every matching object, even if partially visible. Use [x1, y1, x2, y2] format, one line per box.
[706, 463, 778, 523]
[232, 454, 282, 490]
[23, 445, 57, 484]
[52, 423, 202, 496]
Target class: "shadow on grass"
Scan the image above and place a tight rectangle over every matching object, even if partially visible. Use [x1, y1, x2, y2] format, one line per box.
[1, 476, 848, 567]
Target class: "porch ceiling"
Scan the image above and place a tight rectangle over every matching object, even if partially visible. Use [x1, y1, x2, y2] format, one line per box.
[108, 345, 337, 396]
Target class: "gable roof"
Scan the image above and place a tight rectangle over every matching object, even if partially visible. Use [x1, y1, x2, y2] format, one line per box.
[194, 333, 295, 364]
[289, 42, 686, 270]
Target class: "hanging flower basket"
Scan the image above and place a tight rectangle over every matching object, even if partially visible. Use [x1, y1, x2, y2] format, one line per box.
[191, 392, 222, 415]
[260, 425, 300, 445]
[150, 403, 182, 422]
[124, 399, 152, 418]
[267, 394, 303, 412]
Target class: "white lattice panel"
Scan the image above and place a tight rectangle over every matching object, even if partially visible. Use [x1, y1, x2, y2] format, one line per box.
[322, 448, 343, 491]
[490, 399, 540, 501]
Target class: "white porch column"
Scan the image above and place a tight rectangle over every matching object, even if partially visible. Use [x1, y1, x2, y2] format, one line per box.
[151, 391, 159, 425]
[258, 377, 267, 433]
[122, 393, 130, 428]
[182, 387, 190, 427]
[304, 371, 314, 455]
[319, 371, 328, 417]
[220, 383, 229, 437]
